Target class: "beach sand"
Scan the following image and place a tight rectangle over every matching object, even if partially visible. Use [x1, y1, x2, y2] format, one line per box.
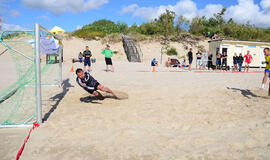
[1, 39, 270, 160]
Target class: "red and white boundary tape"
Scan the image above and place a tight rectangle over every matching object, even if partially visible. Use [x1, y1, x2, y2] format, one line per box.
[16, 123, 39, 160]
[136, 70, 262, 73]
[136, 70, 189, 72]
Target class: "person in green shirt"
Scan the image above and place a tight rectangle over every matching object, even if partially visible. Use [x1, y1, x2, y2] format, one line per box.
[101, 44, 114, 72]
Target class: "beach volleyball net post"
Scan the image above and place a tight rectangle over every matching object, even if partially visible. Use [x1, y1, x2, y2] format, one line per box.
[0, 24, 63, 127]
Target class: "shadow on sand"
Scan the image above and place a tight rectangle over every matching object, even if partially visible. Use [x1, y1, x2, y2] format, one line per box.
[43, 78, 74, 122]
[80, 94, 118, 104]
[226, 87, 261, 99]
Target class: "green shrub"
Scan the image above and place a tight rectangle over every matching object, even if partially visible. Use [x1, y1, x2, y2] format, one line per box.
[166, 47, 178, 56]
[197, 45, 205, 51]
[170, 36, 178, 42]
[72, 29, 105, 40]
[82, 19, 119, 34]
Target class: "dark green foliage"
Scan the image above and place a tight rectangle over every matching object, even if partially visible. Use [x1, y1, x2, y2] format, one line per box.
[139, 21, 159, 35]
[117, 21, 128, 34]
[82, 19, 119, 34]
[166, 47, 178, 56]
[156, 10, 176, 39]
[189, 8, 270, 41]
[128, 23, 140, 33]
[72, 9, 270, 42]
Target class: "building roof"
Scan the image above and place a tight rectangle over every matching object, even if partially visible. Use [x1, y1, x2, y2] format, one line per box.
[208, 39, 270, 45]
[51, 26, 65, 34]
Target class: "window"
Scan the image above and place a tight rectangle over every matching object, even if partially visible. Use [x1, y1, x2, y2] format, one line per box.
[248, 45, 256, 48]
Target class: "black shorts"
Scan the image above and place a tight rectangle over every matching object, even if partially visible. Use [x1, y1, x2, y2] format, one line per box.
[188, 58, 193, 64]
[105, 58, 112, 65]
[86, 82, 100, 94]
[84, 58, 91, 66]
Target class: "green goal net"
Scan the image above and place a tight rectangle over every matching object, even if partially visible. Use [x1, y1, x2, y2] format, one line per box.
[0, 24, 62, 127]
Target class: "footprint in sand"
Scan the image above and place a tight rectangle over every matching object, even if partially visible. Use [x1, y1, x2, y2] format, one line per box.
[102, 90, 129, 100]
[115, 91, 129, 100]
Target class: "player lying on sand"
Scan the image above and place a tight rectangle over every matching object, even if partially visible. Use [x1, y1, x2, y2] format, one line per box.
[76, 68, 119, 99]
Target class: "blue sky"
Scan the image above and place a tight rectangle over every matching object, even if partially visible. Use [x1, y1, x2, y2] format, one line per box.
[0, 0, 269, 32]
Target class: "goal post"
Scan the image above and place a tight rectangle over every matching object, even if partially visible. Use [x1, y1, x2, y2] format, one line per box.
[0, 23, 63, 127]
[35, 23, 42, 124]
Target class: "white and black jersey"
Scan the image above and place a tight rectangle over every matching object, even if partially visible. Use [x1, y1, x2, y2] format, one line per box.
[76, 71, 100, 94]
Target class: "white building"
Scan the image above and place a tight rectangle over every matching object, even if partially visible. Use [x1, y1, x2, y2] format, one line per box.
[208, 39, 270, 67]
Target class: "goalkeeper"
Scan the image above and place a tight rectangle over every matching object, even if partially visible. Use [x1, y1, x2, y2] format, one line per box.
[76, 68, 119, 99]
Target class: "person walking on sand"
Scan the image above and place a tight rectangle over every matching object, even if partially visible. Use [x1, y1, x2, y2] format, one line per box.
[83, 46, 92, 71]
[101, 44, 114, 72]
[238, 53, 244, 72]
[76, 68, 118, 99]
[260, 47, 270, 90]
[187, 48, 193, 71]
[243, 51, 253, 72]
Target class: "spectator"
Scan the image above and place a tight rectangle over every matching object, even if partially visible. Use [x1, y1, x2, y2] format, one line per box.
[216, 50, 222, 70]
[202, 50, 208, 70]
[233, 53, 239, 72]
[212, 33, 218, 40]
[101, 44, 115, 72]
[196, 50, 202, 70]
[78, 52, 83, 63]
[221, 51, 228, 71]
[151, 58, 158, 67]
[165, 57, 172, 67]
[181, 59, 188, 68]
[238, 53, 244, 72]
[243, 50, 253, 72]
[83, 46, 92, 71]
[208, 53, 213, 70]
[187, 48, 193, 71]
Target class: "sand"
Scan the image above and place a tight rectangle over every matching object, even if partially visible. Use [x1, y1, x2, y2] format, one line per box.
[1, 38, 270, 160]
